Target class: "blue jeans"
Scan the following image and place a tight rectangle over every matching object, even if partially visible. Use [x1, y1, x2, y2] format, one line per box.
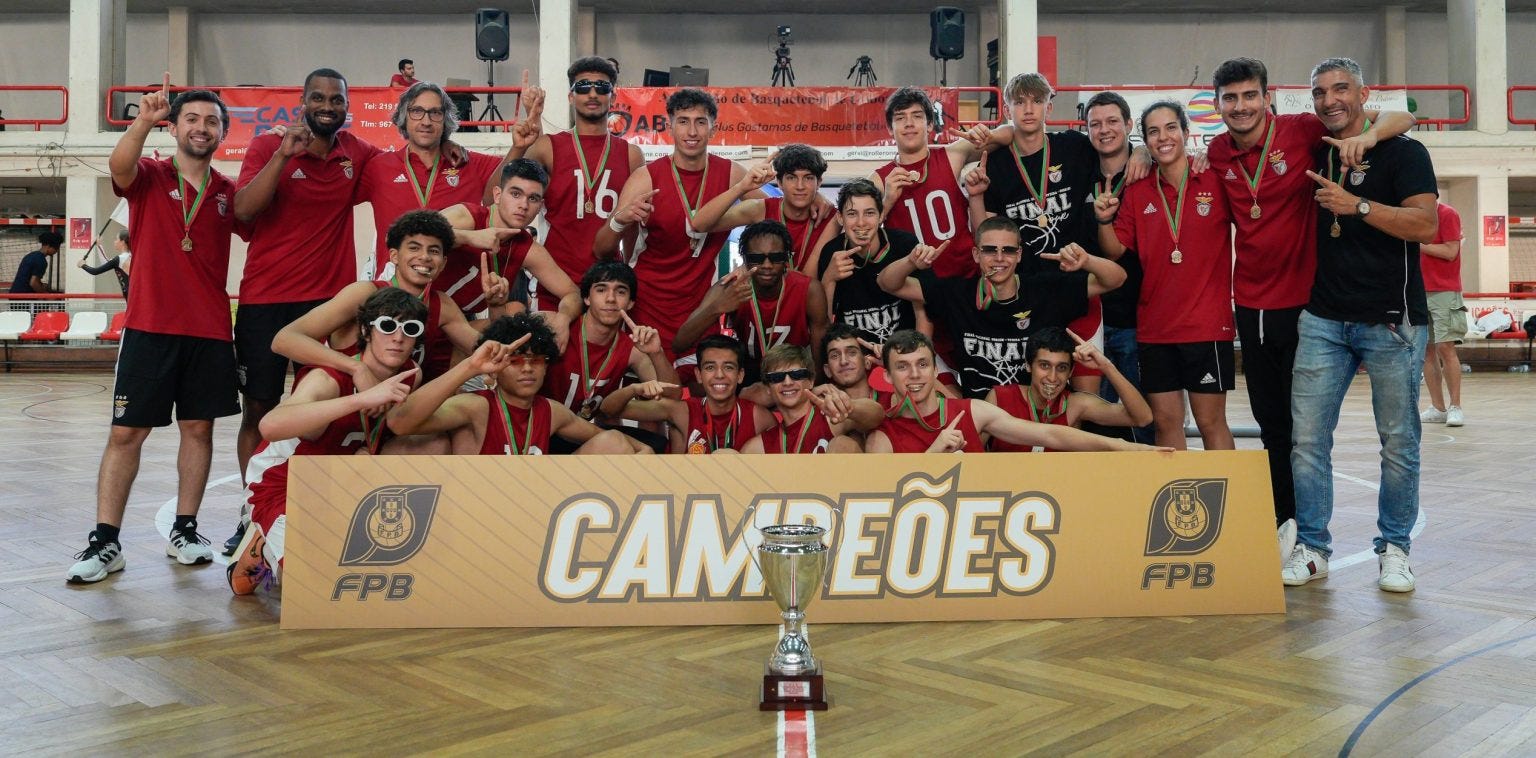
[1100, 326, 1155, 444]
[1291, 311, 1428, 557]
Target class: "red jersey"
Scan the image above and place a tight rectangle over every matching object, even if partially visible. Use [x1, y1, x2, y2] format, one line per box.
[634, 154, 735, 355]
[1421, 202, 1463, 292]
[1114, 169, 1236, 343]
[358, 148, 503, 274]
[683, 396, 756, 453]
[244, 366, 396, 534]
[764, 197, 836, 273]
[434, 204, 534, 313]
[237, 130, 379, 304]
[761, 408, 835, 454]
[363, 281, 450, 379]
[539, 132, 637, 310]
[880, 397, 985, 453]
[114, 157, 240, 341]
[1207, 113, 1330, 309]
[477, 390, 554, 455]
[988, 384, 1069, 453]
[541, 325, 636, 415]
[875, 150, 978, 278]
[730, 270, 813, 362]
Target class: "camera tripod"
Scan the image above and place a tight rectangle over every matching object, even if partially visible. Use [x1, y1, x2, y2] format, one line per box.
[848, 56, 877, 87]
[772, 44, 795, 87]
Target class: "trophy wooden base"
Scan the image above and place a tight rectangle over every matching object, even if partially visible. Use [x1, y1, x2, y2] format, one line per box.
[760, 667, 828, 711]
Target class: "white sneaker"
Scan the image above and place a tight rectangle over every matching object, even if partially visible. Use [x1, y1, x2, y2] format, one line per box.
[1277, 518, 1298, 563]
[67, 532, 126, 583]
[1420, 407, 1447, 424]
[166, 521, 214, 565]
[1445, 406, 1464, 427]
[1378, 544, 1415, 592]
[1281, 544, 1328, 586]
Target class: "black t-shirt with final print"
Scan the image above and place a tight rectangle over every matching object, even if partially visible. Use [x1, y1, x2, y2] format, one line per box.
[815, 228, 920, 345]
[982, 129, 1102, 274]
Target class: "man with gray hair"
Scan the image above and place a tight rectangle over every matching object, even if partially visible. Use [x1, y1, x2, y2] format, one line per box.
[357, 81, 509, 278]
[1282, 57, 1439, 593]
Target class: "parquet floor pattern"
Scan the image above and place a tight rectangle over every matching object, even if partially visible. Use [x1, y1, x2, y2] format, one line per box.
[1, 371, 1533, 756]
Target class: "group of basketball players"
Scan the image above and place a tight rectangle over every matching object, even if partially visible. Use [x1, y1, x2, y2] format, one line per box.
[65, 52, 1440, 599]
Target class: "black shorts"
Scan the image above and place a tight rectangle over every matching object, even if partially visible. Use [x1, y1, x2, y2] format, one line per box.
[1139, 341, 1235, 394]
[235, 299, 327, 402]
[112, 328, 240, 427]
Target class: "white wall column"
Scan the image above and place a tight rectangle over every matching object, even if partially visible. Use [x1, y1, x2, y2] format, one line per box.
[1382, 6, 1407, 86]
[1448, 0, 1508, 134]
[167, 7, 192, 85]
[67, 0, 122, 136]
[998, 0, 1038, 86]
[578, 7, 597, 59]
[539, 0, 577, 132]
[62, 176, 122, 294]
[1461, 175, 1511, 292]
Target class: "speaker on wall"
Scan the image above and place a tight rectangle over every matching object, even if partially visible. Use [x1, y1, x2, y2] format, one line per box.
[930, 7, 965, 61]
[475, 8, 510, 62]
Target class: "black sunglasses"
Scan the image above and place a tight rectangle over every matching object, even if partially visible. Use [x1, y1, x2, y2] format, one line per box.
[570, 80, 614, 95]
[764, 368, 814, 384]
[370, 316, 425, 338]
[744, 251, 791, 265]
[977, 245, 1023, 256]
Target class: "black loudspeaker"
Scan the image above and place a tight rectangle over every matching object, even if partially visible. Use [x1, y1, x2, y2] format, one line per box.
[930, 7, 965, 61]
[475, 8, 510, 62]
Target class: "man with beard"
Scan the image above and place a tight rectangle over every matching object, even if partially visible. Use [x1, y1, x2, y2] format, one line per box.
[231, 68, 379, 496]
[876, 215, 1118, 399]
[685, 144, 838, 274]
[985, 327, 1152, 452]
[505, 57, 645, 311]
[67, 79, 242, 584]
[358, 81, 507, 279]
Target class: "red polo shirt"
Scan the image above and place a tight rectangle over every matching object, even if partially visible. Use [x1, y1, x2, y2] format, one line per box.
[114, 157, 242, 341]
[1420, 202, 1463, 292]
[1113, 168, 1235, 343]
[359, 147, 503, 272]
[1207, 113, 1329, 310]
[236, 130, 380, 303]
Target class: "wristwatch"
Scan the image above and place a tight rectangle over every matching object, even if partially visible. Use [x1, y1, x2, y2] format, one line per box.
[1356, 199, 1371, 217]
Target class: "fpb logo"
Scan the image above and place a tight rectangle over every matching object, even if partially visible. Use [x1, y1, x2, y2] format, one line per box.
[339, 485, 441, 566]
[1141, 479, 1227, 590]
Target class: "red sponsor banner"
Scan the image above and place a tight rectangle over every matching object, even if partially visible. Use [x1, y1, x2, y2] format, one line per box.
[1484, 215, 1507, 246]
[606, 87, 959, 147]
[68, 218, 92, 250]
[216, 86, 406, 160]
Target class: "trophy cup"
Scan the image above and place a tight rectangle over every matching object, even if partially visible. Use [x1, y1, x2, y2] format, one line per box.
[743, 509, 839, 711]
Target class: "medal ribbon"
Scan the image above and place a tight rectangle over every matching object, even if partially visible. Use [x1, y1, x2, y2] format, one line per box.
[1235, 115, 1277, 209]
[172, 157, 211, 245]
[703, 402, 741, 452]
[1025, 386, 1068, 423]
[894, 394, 947, 433]
[1326, 118, 1373, 185]
[857, 230, 893, 267]
[406, 152, 441, 208]
[498, 394, 536, 456]
[351, 357, 387, 454]
[578, 319, 620, 405]
[1097, 170, 1126, 200]
[670, 157, 709, 219]
[747, 279, 783, 356]
[777, 202, 818, 269]
[573, 133, 612, 212]
[388, 276, 431, 308]
[779, 407, 818, 454]
[1155, 164, 1190, 252]
[1009, 137, 1051, 214]
[975, 274, 1018, 310]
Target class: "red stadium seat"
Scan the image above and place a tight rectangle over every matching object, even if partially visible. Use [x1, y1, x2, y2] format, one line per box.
[100, 311, 127, 341]
[19, 311, 68, 341]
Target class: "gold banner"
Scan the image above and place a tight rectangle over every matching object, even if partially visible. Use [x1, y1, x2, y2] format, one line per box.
[281, 452, 1283, 629]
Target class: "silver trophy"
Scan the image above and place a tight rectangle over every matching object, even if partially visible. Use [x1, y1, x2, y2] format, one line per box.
[743, 507, 839, 710]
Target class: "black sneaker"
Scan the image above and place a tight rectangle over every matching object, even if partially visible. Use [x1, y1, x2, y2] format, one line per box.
[222, 520, 248, 557]
[67, 532, 126, 583]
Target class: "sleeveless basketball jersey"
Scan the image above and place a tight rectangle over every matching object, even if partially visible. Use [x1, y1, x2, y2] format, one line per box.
[988, 384, 1069, 453]
[477, 390, 553, 455]
[875, 150, 978, 278]
[764, 197, 836, 273]
[761, 408, 835, 454]
[683, 396, 756, 453]
[367, 281, 449, 380]
[434, 204, 534, 313]
[879, 397, 985, 453]
[539, 132, 636, 310]
[541, 326, 636, 416]
[635, 154, 735, 355]
[730, 270, 813, 362]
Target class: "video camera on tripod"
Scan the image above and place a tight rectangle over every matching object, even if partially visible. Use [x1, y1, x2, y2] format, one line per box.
[771, 25, 796, 86]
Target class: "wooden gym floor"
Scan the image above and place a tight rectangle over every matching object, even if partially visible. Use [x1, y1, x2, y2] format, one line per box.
[1, 370, 1534, 756]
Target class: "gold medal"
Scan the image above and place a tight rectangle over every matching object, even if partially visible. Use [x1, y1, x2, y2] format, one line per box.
[1170, 249, 1183, 264]
[578, 399, 597, 420]
[1250, 204, 1261, 220]
[181, 236, 193, 252]
[1036, 214, 1049, 228]
[1329, 220, 1342, 238]
[584, 200, 596, 215]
